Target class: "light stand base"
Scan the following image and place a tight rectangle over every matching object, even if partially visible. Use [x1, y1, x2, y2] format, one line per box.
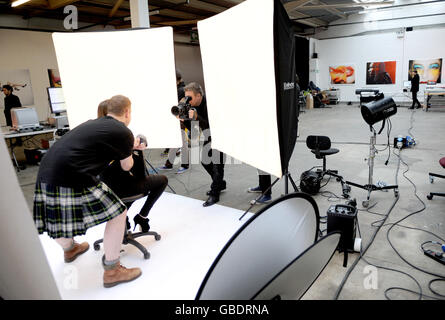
[346, 128, 398, 207]
[346, 181, 398, 208]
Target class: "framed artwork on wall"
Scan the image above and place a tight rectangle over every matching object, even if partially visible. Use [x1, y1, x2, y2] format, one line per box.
[366, 61, 396, 84]
[48, 69, 62, 87]
[329, 64, 356, 84]
[408, 58, 442, 84]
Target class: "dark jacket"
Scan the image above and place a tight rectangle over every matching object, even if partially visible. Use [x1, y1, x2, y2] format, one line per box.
[411, 74, 420, 93]
[177, 81, 185, 101]
[4, 94, 22, 126]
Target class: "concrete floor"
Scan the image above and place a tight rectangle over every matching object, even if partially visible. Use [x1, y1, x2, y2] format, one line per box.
[16, 103, 445, 300]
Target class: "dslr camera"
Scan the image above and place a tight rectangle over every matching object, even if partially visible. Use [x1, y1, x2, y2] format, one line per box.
[171, 96, 193, 120]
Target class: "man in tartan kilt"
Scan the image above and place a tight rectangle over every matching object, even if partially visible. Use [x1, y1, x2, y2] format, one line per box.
[33, 95, 144, 288]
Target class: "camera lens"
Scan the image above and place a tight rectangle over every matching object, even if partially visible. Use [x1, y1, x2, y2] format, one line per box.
[171, 106, 179, 116]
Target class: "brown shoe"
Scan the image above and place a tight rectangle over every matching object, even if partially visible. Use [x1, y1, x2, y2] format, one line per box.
[103, 263, 142, 288]
[64, 241, 90, 263]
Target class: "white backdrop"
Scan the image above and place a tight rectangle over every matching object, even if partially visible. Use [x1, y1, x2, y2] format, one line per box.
[52, 28, 181, 148]
[197, 0, 282, 178]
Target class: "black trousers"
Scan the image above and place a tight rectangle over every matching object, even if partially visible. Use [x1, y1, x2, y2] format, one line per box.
[4, 109, 12, 127]
[201, 140, 226, 197]
[259, 174, 272, 196]
[101, 151, 168, 218]
[116, 175, 168, 218]
[412, 91, 421, 108]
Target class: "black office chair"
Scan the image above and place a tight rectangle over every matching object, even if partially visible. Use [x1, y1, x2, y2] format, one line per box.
[93, 150, 161, 259]
[427, 157, 445, 200]
[306, 135, 340, 177]
[93, 194, 161, 260]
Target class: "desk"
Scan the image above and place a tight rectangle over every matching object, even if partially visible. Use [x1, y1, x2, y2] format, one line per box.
[1, 127, 56, 171]
[425, 89, 445, 111]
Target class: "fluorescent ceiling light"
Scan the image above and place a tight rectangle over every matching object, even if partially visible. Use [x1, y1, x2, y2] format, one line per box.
[11, 0, 30, 7]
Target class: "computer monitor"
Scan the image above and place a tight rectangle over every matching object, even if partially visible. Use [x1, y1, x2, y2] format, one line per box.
[47, 87, 66, 115]
[11, 107, 41, 131]
[403, 80, 411, 88]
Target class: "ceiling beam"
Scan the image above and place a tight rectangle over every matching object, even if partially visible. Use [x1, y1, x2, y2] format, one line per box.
[47, 0, 80, 9]
[284, 0, 314, 12]
[156, 18, 199, 26]
[296, 2, 395, 10]
[108, 0, 125, 17]
[313, 0, 346, 19]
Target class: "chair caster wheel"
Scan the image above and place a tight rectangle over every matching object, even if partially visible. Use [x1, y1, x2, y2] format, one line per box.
[362, 200, 369, 208]
[144, 252, 150, 260]
[427, 194, 433, 200]
[336, 178, 341, 182]
[155, 234, 161, 241]
[94, 243, 100, 251]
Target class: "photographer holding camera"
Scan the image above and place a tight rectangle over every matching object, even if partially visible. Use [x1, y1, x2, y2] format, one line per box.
[175, 82, 226, 207]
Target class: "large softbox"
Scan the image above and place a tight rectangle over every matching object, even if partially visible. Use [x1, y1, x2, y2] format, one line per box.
[198, 0, 298, 178]
[52, 28, 182, 149]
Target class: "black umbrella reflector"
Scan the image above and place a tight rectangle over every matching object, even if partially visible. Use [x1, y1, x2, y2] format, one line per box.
[252, 232, 341, 300]
[196, 193, 319, 300]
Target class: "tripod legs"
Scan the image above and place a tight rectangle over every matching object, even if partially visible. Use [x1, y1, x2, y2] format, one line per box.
[144, 159, 177, 194]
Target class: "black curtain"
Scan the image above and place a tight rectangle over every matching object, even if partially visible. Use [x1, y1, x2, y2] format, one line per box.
[295, 36, 309, 90]
[274, 0, 298, 176]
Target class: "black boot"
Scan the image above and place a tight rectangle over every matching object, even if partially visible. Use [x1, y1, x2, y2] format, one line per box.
[133, 214, 150, 233]
[203, 195, 219, 207]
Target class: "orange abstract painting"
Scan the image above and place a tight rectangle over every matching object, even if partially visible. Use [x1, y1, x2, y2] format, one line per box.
[329, 65, 356, 84]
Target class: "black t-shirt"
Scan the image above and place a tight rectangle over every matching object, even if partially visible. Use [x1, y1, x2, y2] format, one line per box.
[37, 116, 134, 187]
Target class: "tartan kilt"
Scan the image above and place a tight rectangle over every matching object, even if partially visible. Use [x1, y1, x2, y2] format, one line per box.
[33, 181, 126, 239]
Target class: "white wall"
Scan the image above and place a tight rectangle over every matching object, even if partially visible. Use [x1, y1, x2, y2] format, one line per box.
[0, 28, 205, 125]
[311, 27, 445, 102]
[0, 29, 58, 125]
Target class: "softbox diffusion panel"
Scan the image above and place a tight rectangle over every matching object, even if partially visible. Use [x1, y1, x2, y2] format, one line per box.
[52, 28, 181, 149]
[197, 0, 282, 177]
[274, 0, 298, 174]
[252, 232, 340, 300]
[0, 138, 60, 299]
[196, 193, 319, 300]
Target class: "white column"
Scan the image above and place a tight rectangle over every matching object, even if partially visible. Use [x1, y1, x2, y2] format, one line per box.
[130, 0, 150, 28]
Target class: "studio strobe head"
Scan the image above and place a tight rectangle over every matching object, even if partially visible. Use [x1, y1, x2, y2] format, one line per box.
[361, 97, 397, 126]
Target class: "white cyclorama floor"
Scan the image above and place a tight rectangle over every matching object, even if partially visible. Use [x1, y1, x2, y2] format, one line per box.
[39, 192, 254, 300]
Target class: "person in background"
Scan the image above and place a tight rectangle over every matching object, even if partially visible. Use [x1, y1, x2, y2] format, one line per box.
[2, 84, 22, 127]
[308, 81, 325, 108]
[162, 69, 186, 157]
[184, 82, 226, 207]
[159, 69, 190, 173]
[409, 70, 421, 109]
[247, 171, 272, 204]
[33, 95, 143, 288]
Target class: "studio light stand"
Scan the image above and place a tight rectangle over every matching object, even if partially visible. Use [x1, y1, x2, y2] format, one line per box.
[346, 97, 399, 207]
[144, 153, 177, 194]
